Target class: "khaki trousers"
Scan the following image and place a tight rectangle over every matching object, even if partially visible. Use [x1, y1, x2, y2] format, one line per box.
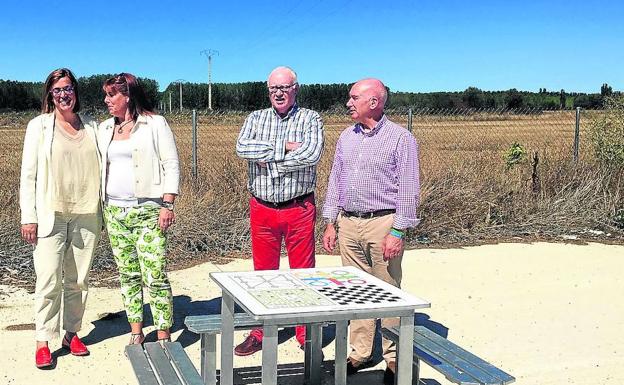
[33, 212, 101, 341]
[337, 213, 403, 364]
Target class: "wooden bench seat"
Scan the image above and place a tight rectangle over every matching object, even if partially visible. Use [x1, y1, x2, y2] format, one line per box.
[126, 341, 203, 385]
[383, 325, 515, 385]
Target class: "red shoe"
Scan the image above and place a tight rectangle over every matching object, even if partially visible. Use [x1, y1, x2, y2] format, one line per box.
[35, 346, 52, 368]
[62, 335, 90, 356]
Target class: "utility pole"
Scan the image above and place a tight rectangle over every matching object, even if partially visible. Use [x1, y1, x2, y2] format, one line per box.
[174, 79, 186, 112]
[168, 91, 172, 113]
[200, 49, 219, 110]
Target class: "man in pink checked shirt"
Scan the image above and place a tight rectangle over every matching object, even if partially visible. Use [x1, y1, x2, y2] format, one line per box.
[322, 78, 421, 385]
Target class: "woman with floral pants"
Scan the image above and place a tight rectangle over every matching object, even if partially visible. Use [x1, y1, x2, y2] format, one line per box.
[98, 73, 180, 345]
[104, 205, 173, 332]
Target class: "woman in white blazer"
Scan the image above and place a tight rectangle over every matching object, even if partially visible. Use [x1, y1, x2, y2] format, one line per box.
[19, 68, 102, 368]
[98, 73, 179, 346]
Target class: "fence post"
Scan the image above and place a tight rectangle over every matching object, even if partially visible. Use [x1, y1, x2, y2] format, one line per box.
[192, 109, 198, 182]
[407, 108, 413, 133]
[573, 107, 581, 161]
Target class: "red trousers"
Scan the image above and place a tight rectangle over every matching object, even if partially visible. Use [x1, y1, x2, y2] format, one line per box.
[248, 194, 316, 345]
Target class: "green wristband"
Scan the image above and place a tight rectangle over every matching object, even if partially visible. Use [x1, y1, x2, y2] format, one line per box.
[390, 228, 404, 239]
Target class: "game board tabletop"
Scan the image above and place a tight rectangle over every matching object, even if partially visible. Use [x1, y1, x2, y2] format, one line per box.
[210, 266, 431, 318]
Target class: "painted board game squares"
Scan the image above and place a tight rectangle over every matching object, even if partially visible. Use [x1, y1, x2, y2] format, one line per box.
[316, 285, 402, 305]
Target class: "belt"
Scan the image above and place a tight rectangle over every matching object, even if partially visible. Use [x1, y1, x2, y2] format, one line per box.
[342, 209, 396, 219]
[253, 192, 314, 209]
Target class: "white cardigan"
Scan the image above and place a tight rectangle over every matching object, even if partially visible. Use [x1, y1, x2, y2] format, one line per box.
[19, 113, 100, 237]
[97, 114, 180, 201]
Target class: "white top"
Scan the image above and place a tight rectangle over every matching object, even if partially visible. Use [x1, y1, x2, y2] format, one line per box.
[210, 266, 430, 317]
[106, 139, 137, 207]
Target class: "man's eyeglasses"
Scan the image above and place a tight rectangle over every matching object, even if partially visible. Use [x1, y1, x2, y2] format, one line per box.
[268, 83, 297, 94]
[51, 85, 75, 96]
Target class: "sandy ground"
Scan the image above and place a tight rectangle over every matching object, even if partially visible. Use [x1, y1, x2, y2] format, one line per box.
[1, 242, 623, 385]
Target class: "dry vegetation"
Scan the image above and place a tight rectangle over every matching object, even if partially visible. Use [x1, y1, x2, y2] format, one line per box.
[1, 110, 622, 288]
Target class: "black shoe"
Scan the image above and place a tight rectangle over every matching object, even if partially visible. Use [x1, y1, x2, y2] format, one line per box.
[299, 344, 325, 363]
[346, 358, 372, 375]
[383, 363, 396, 385]
[234, 334, 262, 356]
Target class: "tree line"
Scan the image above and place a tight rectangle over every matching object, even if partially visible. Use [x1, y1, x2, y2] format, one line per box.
[0, 75, 159, 113]
[0, 75, 617, 112]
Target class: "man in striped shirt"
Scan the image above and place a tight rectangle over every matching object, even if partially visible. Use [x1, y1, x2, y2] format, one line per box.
[322, 78, 420, 385]
[234, 66, 324, 356]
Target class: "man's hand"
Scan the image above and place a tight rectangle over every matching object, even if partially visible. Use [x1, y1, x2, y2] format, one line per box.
[21, 223, 38, 244]
[382, 233, 404, 261]
[285, 141, 302, 153]
[322, 223, 337, 253]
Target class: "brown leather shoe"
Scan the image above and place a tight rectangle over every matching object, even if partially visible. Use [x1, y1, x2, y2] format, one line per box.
[383, 361, 396, 385]
[234, 334, 262, 356]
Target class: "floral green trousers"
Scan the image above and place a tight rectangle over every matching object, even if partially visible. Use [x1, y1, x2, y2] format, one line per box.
[103, 204, 173, 330]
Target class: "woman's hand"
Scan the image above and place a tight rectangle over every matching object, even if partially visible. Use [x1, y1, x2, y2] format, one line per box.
[21, 223, 38, 244]
[158, 208, 175, 232]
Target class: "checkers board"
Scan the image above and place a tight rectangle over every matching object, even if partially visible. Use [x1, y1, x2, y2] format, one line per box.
[210, 266, 430, 317]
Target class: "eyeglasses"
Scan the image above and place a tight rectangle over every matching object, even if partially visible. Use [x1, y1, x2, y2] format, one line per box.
[51, 85, 75, 96]
[268, 83, 297, 94]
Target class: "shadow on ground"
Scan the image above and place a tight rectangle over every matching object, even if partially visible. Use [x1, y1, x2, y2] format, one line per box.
[214, 361, 441, 385]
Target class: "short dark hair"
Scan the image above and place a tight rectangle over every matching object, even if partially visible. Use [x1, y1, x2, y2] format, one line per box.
[103, 73, 153, 120]
[41, 68, 81, 113]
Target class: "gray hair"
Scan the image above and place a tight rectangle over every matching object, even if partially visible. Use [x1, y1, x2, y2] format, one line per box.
[268, 66, 298, 84]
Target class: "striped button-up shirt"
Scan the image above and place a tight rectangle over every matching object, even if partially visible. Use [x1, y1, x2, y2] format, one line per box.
[236, 104, 324, 203]
[322, 115, 420, 229]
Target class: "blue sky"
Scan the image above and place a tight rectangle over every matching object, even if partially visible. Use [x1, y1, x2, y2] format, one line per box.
[1, 0, 622, 93]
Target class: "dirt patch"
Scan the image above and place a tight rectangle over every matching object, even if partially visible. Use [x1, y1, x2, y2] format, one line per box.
[5, 323, 35, 331]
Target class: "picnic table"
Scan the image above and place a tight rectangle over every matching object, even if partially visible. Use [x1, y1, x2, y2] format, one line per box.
[210, 266, 431, 385]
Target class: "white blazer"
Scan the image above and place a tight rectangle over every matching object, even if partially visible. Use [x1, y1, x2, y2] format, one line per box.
[19, 113, 100, 237]
[97, 114, 180, 201]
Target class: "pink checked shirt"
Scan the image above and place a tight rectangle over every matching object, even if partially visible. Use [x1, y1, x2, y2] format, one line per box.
[322, 115, 420, 230]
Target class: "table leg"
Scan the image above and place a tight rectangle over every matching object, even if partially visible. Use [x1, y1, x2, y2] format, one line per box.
[396, 314, 414, 385]
[201, 333, 216, 385]
[309, 323, 323, 385]
[304, 325, 311, 381]
[334, 320, 348, 385]
[262, 325, 278, 385]
[220, 293, 235, 385]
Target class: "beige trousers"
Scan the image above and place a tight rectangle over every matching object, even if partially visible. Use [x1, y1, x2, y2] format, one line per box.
[337, 213, 403, 364]
[33, 212, 101, 341]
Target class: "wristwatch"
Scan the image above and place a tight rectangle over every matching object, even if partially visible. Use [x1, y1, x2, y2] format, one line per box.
[162, 201, 175, 211]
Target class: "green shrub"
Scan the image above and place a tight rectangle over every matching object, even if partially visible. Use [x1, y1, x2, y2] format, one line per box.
[504, 142, 526, 170]
[589, 96, 624, 167]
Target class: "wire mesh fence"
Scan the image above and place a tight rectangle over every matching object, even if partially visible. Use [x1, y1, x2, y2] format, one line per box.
[0, 107, 615, 287]
[166, 107, 590, 189]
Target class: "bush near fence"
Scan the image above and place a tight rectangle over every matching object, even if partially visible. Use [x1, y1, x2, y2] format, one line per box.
[1, 107, 622, 288]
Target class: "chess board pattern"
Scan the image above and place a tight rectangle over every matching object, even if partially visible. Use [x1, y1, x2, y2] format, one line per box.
[316, 284, 402, 306]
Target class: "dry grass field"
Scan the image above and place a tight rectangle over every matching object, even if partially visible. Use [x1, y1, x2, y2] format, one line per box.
[1, 109, 622, 287]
